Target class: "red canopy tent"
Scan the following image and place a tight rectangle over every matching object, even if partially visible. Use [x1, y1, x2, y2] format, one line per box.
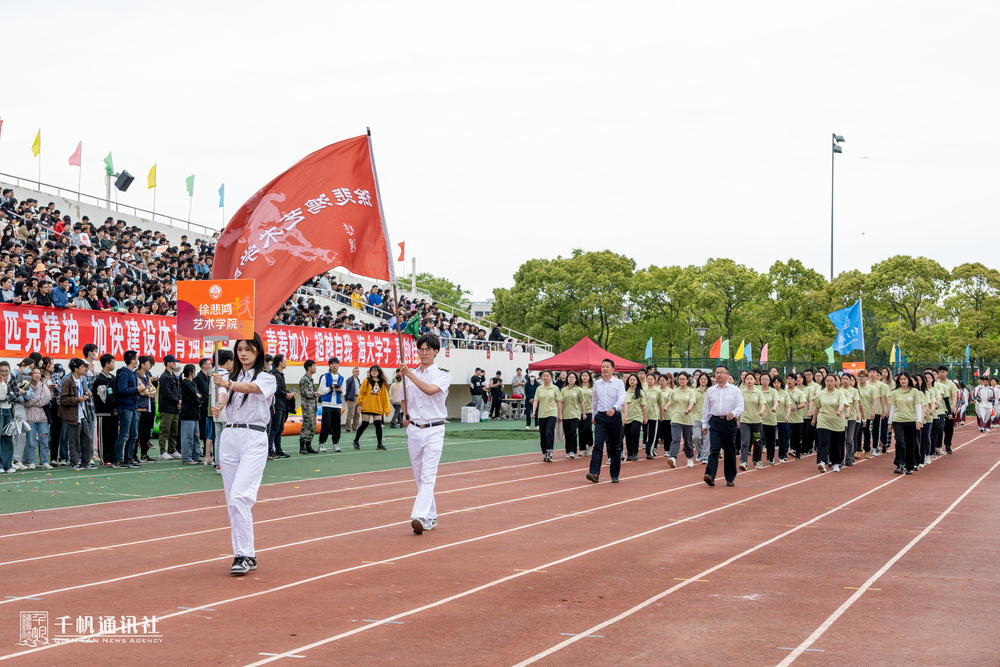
[527, 337, 645, 374]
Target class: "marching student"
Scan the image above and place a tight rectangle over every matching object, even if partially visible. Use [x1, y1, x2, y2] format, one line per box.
[665, 371, 696, 468]
[758, 372, 779, 467]
[578, 371, 594, 456]
[401, 333, 451, 535]
[810, 373, 848, 473]
[622, 374, 646, 462]
[857, 371, 879, 458]
[738, 373, 765, 470]
[772, 375, 791, 463]
[842, 373, 861, 467]
[642, 373, 661, 458]
[533, 370, 563, 462]
[691, 373, 711, 464]
[786, 373, 806, 459]
[972, 375, 994, 432]
[560, 372, 585, 459]
[887, 371, 923, 475]
[212, 333, 276, 576]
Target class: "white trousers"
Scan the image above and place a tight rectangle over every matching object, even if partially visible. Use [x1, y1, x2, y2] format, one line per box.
[976, 404, 992, 428]
[220, 428, 269, 557]
[407, 424, 445, 521]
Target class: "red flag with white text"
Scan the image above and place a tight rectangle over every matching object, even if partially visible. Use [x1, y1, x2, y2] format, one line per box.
[212, 133, 395, 334]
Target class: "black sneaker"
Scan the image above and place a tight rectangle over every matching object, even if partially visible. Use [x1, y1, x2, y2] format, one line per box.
[376, 444, 387, 451]
[231, 556, 251, 576]
[112, 463, 128, 469]
[353, 442, 360, 450]
[129, 461, 142, 469]
[277, 452, 291, 459]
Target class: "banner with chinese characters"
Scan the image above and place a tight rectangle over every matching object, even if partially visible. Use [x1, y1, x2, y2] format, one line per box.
[0, 305, 417, 367]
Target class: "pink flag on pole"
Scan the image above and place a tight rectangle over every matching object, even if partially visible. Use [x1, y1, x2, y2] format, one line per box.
[68, 141, 82, 166]
[760, 343, 768, 364]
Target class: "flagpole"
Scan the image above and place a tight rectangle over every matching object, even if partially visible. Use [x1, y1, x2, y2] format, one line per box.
[188, 195, 193, 222]
[392, 283, 408, 408]
[152, 186, 156, 222]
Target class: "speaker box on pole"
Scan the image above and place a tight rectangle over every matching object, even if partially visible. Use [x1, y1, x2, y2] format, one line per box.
[115, 171, 134, 192]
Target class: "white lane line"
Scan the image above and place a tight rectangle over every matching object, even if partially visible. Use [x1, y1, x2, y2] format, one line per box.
[0, 464, 601, 566]
[776, 455, 1000, 665]
[0, 466, 787, 661]
[238, 464, 861, 666]
[0, 455, 553, 535]
[0, 438, 529, 515]
[0, 461, 705, 606]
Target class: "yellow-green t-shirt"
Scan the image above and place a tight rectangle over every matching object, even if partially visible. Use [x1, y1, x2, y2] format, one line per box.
[787, 387, 805, 424]
[692, 388, 707, 422]
[889, 387, 921, 423]
[625, 389, 647, 424]
[804, 383, 822, 415]
[740, 386, 764, 424]
[760, 387, 779, 426]
[775, 389, 791, 423]
[815, 388, 847, 431]
[644, 385, 661, 421]
[926, 385, 941, 420]
[668, 387, 697, 425]
[876, 381, 891, 415]
[857, 384, 878, 421]
[534, 384, 562, 419]
[561, 385, 583, 421]
[580, 386, 593, 414]
[843, 386, 860, 420]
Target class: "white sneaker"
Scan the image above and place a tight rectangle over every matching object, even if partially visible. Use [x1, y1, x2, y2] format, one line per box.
[41, 463, 52, 470]
[668, 457, 676, 468]
[817, 463, 827, 473]
[568, 452, 576, 459]
[13, 462, 24, 470]
[318, 445, 327, 452]
[833, 464, 841, 472]
[171, 452, 183, 460]
[924, 455, 932, 465]
[686, 459, 694, 468]
[5, 468, 14, 474]
[525, 426, 531, 431]
[159, 452, 173, 460]
[738, 462, 747, 471]
[424, 518, 437, 531]
[27, 463, 35, 470]
[755, 461, 763, 470]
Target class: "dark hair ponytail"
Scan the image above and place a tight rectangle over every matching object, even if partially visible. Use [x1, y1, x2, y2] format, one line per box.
[236, 333, 266, 407]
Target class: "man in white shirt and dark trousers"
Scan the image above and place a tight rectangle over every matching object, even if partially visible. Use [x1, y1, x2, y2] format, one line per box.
[401, 333, 451, 534]
[586, 359, 626, 484]
[701, 364, 745, 487]
[316, 358, 344, 452]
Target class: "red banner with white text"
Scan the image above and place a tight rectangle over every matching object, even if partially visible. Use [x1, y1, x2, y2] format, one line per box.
[0, 305, 417, 367]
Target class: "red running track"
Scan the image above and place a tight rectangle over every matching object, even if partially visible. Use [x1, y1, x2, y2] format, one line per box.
[0, 424, 996, 666]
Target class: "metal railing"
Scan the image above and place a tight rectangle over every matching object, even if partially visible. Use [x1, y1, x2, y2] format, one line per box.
[0, 172, 217, 237]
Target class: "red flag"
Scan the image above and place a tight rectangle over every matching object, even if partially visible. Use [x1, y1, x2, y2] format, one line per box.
[397, 241, 405, 262]
[975, 369, 980, 377]
[709, 336, 722, 359]
[213, 133, 395, 334]
[68, 141, 82, 167]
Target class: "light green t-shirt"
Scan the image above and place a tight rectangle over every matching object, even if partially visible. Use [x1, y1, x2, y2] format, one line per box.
[692, 388, 707, 422]
[844, 386, 861, 421]
[889, 387, 921, 423]
[740, 386, 764, 425]
[580, 386, 593, 414]
[804, 382, 821, 415]
[668, 387, 697, 425]
[760, 387, 779, 426]
[875, 381, 891, 414]
[788, 387, 805, 424]
[815, 388, 847, 431]
[857, 383, 879, 420]
[775, 389, 791, 423]
[561, 385, 583, 421]
[534, 384, 562, 419]
[644, 385, 661, 420]
[926, 384, 942, 419]
[625, 389, 647, 424]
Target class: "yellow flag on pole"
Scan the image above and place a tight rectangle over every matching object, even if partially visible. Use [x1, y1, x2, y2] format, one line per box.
[31, 130, 40, 157]
[734, 339, 745, 360]
[147, 164, 157, 189]
[890, 344, 897, 363]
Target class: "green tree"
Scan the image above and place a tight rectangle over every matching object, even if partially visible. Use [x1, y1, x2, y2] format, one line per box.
[762, 259, 829, 363]
[413, 272, 472, 309]
[944, 263, 1000, 363]
[866, 256, 949, 332]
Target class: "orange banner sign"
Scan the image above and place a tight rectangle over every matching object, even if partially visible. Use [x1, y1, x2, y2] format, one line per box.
[176, 279, 255, 340]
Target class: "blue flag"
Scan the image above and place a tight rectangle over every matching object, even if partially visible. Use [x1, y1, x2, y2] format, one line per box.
[966, 344, 971, 363]
[218, 183, 225, 207]
[829, 299, 864, 354]
[644, 337, 653, 360]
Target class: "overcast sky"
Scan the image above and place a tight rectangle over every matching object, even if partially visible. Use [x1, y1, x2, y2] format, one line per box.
[4, 1, 997, 301]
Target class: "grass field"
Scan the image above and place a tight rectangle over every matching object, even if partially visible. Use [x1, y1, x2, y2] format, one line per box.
[1, 420, 541, 514]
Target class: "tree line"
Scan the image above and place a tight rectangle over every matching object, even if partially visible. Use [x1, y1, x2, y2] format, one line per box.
[490, 251, 1000, 367]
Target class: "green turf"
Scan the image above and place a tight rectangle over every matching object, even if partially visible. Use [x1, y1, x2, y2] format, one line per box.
[0, 421, 543, 515]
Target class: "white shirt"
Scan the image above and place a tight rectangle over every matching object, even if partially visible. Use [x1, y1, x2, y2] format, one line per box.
[215, 370, 230, 422]
[75, 377, 87, 421]
[226, 369, 276, 426]
[703, 382, 745, 419]
[592, 376, 626, 414]
[404, 363, 451, 422]
[973, 385, 995, 406]
[0, 379, 9, 409]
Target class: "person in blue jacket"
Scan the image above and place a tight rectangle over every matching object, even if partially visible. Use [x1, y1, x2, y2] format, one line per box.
[316, 357, 344, 453]
[113, 350, 140, 468]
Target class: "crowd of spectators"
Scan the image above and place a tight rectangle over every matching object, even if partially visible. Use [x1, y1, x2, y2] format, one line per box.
[0, 189, 539, 352]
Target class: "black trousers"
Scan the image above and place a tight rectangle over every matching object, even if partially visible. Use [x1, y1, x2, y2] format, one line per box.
[318, 406, 341, 445]
[817, 427, 844, 467]
[892, 422, 917, 471]
[643, 419, 660, 455]
[137, 410, 155, 457]
[490, 393, 503, 419]
[625, 421, 642, 458]
[706, 416, 738, 483]
[269, 409, 288, 455]
[800, 421, 813, 455]
[97, 415, 117, 463]
[564, 418, 580, 454]
[880, 414, 890, 451]
[538, 416, 556, 454]
[789, 422, 803, 458]
[589, 411, 623, 479]
[943, 414, 955, 451]
[762, 424, 776, 462]
[860, 419, 872, 452]
[579, 414, 593, 449]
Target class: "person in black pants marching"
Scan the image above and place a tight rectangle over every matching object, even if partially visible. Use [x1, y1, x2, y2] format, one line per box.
[267, 355, 293, 459]
[701, 365, 745, 487]
[586, 359, 626, 484]
[524, 375, 538, 430]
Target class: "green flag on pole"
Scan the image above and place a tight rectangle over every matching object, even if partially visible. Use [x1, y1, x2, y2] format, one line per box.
[402, 314, 420, 337]
[103, 152, 114, 176]
[720, 339, 730, 360]
[185, 174, 195, 197]
[824, 345, 835, 364]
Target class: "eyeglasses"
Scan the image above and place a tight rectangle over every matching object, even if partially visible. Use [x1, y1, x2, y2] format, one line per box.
[417, 347, 435, 353]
